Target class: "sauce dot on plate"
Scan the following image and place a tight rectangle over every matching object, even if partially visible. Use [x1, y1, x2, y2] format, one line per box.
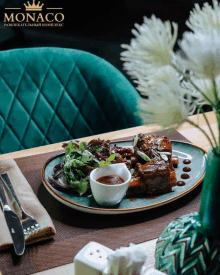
[181, 174, 190, 179]
[177, 181, 186, 186]
[183, 159, 191, 164]
[183, 167, 191, 172]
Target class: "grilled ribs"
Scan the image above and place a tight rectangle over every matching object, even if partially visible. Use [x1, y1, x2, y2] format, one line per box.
[127, 134, 177, 197]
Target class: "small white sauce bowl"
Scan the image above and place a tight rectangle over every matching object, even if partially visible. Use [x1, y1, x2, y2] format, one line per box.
[90, 163, 131, 206]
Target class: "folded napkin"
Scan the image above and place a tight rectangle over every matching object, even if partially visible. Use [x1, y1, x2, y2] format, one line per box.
[103, 243, 147, 275]
[0, 159, 56, 250]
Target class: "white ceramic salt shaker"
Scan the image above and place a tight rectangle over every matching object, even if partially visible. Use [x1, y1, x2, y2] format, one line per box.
[74, 242, 113, 275]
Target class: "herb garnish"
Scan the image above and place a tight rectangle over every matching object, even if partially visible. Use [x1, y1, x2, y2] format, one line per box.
[99, 154, 116, 167]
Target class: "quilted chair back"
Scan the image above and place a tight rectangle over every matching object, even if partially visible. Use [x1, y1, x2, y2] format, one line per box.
[0, 47, 142, 154]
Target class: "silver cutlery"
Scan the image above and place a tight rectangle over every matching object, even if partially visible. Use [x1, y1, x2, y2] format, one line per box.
[1, 173, 40, 236]
[0, 178, 25, 255]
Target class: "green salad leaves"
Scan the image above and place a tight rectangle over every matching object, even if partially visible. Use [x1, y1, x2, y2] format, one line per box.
[63, 141, 115, 196]
[99, 154, 115, 167]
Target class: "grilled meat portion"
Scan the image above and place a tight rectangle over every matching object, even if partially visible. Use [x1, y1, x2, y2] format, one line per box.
[134, 134, 172, 153]
[172, 155, 179, 167]
[87, 138, 111, 160]
[134, 134, 172, 165]
[55, 135, 178, 197]
[127, 134, 177, 197]
[112, 145, 134, 158]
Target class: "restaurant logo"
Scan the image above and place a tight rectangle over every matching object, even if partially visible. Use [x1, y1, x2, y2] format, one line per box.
[4, 0, 64, 27]
[24, 0, 44, 11]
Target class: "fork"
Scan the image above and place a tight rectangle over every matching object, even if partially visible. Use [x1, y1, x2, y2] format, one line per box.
[0, 173, 40, 236]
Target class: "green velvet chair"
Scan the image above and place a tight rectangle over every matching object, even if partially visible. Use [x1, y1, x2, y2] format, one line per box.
[0, 47, 142, 154]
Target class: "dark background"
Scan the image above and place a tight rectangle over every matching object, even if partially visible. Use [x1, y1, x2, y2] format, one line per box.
[0, 0, 214, 114]
[0, 0, 211, 75]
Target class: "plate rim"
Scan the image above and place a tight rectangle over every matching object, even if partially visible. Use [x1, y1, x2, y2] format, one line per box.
[41, 140, 207, 214]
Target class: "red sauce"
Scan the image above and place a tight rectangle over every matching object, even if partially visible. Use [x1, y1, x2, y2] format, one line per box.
[181, 173, 190, 179]
[183, 159, 191, 164]
[96, 175, 125, 185]
[183, 167, 191, 172]
[129, 198, 136, 202]
[177, 181, 186, 186]
[146, 196, 158, 200]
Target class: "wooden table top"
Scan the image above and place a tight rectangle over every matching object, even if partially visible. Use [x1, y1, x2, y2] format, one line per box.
[0, 111, 217, 161]
[0, 111, 217, 275]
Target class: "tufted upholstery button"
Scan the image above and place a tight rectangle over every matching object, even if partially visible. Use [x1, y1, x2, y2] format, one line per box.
[0, 47, 142, 154]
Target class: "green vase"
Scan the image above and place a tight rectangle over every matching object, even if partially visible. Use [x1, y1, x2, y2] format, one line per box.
[155, 148, 220, 274]
[199, 148, 220, 238]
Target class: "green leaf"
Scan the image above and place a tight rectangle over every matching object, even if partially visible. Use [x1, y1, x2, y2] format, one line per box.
[78, 179, 89, 196]
[89, 145, 102, 152]
[71, 159, 87, 168]
[137, 151, 151, 162]
[69, 180, 80, 188]
[80, 154, 93, 164]
[76, 169, 85, 177]
[107, 153, 115, 162]
[133, 134, 139, 147]
[79, 142, 87, 151]
[99, 161, 106, 167]
[68, 179, 88, 195]
[79, 150, 94, 164]
[65, 142, 78, 155]
[98, 154, 115, 167]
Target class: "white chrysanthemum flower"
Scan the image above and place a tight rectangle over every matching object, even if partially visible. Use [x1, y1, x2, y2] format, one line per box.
[186, 0, 220, 32]
[135, 66, 202, 112]
[189, 77, 219, 105]
[135, 65, 178, 93]
[178, 30, 220, 78]
[138, 77, 193, 129]
[135, 65, 183, 96]
[133, 66, 178, 97]
[120, 15, 178, 79]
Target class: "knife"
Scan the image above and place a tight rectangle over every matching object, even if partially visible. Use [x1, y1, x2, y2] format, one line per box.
[0, 179, 25, 255]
